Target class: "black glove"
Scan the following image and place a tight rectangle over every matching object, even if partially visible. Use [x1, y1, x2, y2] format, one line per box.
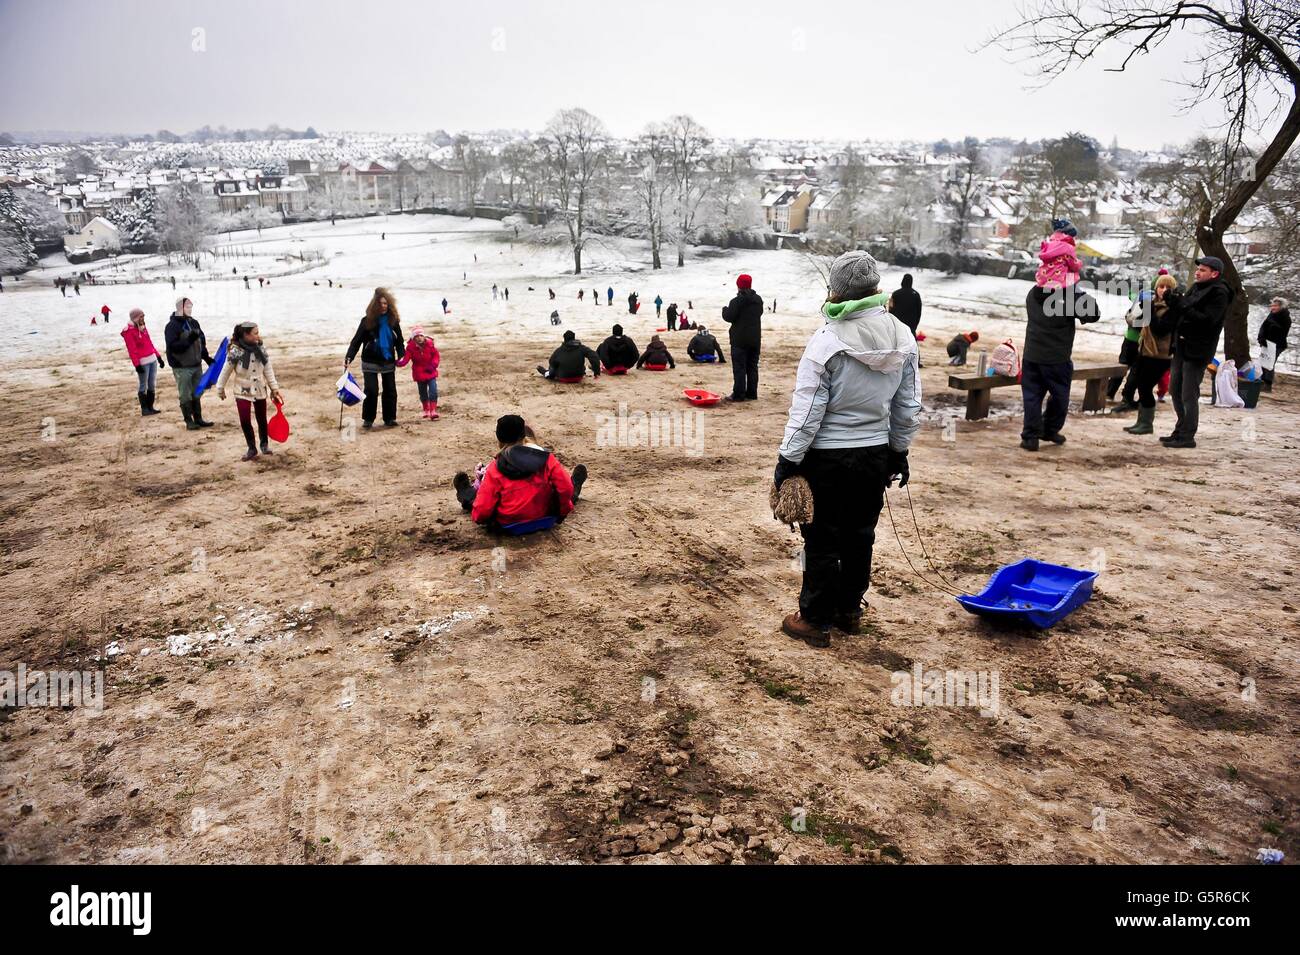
[774, 455, 799, 490]
[157, 357, 165, 368]
[886, 449, 909, 488]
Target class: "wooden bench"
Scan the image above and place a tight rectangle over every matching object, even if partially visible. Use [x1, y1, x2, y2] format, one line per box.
[947, 363, 1127, 421]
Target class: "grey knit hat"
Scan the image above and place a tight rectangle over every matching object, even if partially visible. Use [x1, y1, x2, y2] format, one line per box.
[829, 251, 881, 298]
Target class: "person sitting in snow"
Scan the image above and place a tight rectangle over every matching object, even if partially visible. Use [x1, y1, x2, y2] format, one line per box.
[636, 334, 676, 369]
[687, 326, 726, 363]
[597, 324, 639, 373]
[537, 330, 600, 381]
[453, 414, 588, 529]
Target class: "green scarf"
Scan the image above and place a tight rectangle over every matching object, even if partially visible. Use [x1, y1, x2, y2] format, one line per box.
[821, 292, 891, 321]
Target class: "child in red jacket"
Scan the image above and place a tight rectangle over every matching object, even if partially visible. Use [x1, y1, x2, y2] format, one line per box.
[454, 415, 588, 528]
[396, 326, 441, 419]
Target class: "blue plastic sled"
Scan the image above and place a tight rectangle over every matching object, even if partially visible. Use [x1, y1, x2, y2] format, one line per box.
[956, 558, 1097, 629]
[691, 355, 718, 363]
[501, 515, 559, 535]
[194, 336, 228, 397]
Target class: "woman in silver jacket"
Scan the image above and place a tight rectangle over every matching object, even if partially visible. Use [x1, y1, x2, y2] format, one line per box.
[774, 250, 922, 648]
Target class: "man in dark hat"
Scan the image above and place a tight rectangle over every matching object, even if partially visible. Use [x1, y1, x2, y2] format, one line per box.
[1162, 256, 1233, 449]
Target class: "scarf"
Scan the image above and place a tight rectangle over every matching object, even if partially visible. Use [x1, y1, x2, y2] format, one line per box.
[376, 317, 394, 361]
[235, 340, 268, 369]
[821, 292, 891, 321]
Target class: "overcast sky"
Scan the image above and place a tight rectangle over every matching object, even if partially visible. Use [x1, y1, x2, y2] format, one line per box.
[1, 0, 1224, 148]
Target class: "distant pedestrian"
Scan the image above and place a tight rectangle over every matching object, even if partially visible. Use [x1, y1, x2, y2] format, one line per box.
[244, 276, 250, 289]
[504, 287, 509, 301]
[889, 274, 923, 339]
[592, 288, 598, 305]
[170, 276, 176, 290]
[1258, 297, 1291, 392]
[666, 303, 678, 331]
[441, 297, 449, 314]
[606, 286, 613, 306]
[258, 276, 264, 288]
[101, 304, 111, 324]
[74, 281, 81, 295]
[654, 294, 663, 318]
[549, 287, 556, 300]
[579, 289, 585, 302]
[492, 284, 499, 300]
[328, 279, 333, 288]
[58, 279, 67, 297]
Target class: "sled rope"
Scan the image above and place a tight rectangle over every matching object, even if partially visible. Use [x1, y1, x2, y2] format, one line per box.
[883, 487, 970, 599]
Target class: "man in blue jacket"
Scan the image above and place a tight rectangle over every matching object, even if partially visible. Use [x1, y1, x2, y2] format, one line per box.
[773, 251, 921, 648]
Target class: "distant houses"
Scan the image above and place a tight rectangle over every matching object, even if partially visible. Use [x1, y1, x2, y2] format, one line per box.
[63, 215, 120, 260]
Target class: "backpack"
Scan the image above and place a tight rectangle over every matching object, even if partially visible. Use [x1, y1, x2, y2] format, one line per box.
[990, 339, 1020, 378]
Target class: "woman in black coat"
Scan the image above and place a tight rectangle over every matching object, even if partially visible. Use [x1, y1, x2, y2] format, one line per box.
[345, 287, 405, 428]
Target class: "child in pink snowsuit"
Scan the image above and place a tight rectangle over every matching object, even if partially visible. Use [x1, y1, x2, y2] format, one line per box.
[1035, 218, 1083, 289]
[396, 326, 441, 419]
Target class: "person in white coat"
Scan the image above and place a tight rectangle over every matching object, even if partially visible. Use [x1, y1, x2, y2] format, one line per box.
[773, 251, 922, 647]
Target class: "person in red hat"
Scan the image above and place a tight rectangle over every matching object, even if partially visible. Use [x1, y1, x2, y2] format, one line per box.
[722, 273, 764, 401]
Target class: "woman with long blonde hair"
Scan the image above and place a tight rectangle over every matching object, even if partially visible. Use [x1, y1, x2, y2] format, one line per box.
[344, 287, 405, 428]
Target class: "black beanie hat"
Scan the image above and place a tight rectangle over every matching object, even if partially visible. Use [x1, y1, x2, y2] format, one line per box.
[496, 414, 526, 444]
[563, 329, 576, 341]
[613, 324, 623, 336]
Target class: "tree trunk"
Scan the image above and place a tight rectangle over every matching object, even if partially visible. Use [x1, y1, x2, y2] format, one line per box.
[573, 246, 582, 275]
[1198, 227, 1250, 366]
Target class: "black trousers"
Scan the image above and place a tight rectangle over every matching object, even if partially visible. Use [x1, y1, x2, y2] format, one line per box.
[1169, 354, 1206, 438]
[363, 369, 398, 424]
[730, 344, 760, 399]
[1020, 360, 1073, 439]
[1134, 355, 1171, 408]
[797, 445, 890, 627]
[1108, 338, 1140, 399]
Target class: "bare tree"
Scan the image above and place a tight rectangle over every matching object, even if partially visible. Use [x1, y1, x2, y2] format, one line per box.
[942, 140, 985, 257]
[634, 124, 674, 269]
[987, 0, 1300, 364]
[454, 135, 492, 219]
[664, 114, 713, 267]
[542, 108, 610, 274]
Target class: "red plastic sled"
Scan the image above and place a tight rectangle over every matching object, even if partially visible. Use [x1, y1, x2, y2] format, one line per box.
[555, 375, 584, 384]
[267, 400, 290, 443]
[642, 363, 668, 371]
[603, 365, 628, 375]
[655, 327, 668, 332]
[683, 389, 720, 407]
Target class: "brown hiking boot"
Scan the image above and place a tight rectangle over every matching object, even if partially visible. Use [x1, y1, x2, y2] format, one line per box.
[783, 612, 830, 648]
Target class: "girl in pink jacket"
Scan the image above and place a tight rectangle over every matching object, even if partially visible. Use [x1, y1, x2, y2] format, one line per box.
[1035, 218, 1083, 289]
[121, 308, 165, 416]
[396, 326, 441, 419]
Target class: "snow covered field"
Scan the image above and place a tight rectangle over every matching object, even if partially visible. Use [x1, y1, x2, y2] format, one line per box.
[4, 213, 1282, 387]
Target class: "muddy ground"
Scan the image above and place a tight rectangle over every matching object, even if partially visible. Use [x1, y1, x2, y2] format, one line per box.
[1, 324, 1297, 864]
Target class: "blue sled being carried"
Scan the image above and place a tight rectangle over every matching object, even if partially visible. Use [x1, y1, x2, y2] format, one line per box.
[956, 558, 1097, 629]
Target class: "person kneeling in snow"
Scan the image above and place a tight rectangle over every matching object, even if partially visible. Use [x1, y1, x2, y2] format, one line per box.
[773, 251, 921, 649]
[454, 415, 588, 529]
[537, 330, 600, 381]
